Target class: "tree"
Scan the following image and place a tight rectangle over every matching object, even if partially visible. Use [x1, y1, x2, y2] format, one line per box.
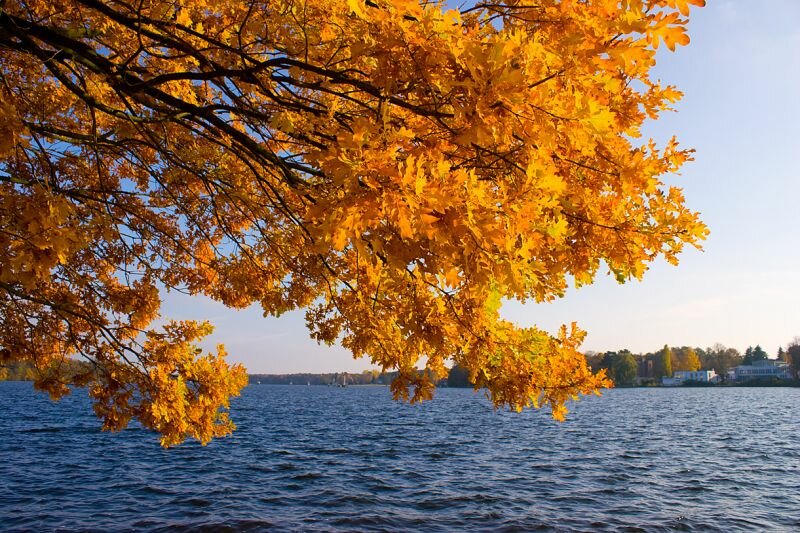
[743, 346, 754, 365]
[786, 339, 800, 380]
[583, 351, 605, 374]
[611, 352, 638, 387]
[751, 345, 768, 363]
[703, 343, 740, 381]
[656, 345, 673, 380]
[672, 346, 684, 370]
[0, 0, 707, 445]
[743, 345, 767, 365]
[447, 363, 472, 388]
[596, 349, 637, 386]
[683, 347, 701, 372]
[599, 351, 616, 379]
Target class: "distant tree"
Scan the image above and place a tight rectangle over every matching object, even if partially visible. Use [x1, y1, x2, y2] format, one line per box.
[671, 347, 684, 370]
[583, 351, 605, 374]
[695, 346, 708, 366]
[656, 345, 673, 379]
[699, 348, 713, 370]
[447, 364, 472, 388]
[612, 352, 638, 386]
[709, 344, 744, 381]
[360, 369, 384, 384]
[787, 340, 800, 380]
[0, 359, 92, 382]
[743, 346, 753, 365]
[596, 350, 634, 386]
[752, 345, 768, 362]
[599, 351, 617, 380]
[673, 346, 700, 372]
[776, 347, 786, 362]
[741, 345, 768, 366]
[703, 344, 741, 381]
[684, 348, 701, 372]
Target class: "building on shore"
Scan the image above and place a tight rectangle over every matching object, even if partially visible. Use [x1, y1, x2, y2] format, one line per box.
[728, 360, 792, 381]
[662, 370, 718, 386]
[637, 357, 655, 379]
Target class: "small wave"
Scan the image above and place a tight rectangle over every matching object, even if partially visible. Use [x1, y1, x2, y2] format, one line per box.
[140, 485, 178, 496]
[676, 484, 711, 493]
[151, 519, 274, 532]
[187, 498, 212, 508]
[289, 471, 322, 481]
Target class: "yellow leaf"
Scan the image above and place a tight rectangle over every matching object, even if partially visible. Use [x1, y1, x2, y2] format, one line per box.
[444, 267, 460, 288]
[347, 0, 366, 18]
[397, 213, 413, 239]
[539, 173, 566, 194]
[588, 107, 616, 134]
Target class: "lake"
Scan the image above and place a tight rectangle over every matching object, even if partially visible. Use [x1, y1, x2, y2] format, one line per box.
[1, 383, 798, 531]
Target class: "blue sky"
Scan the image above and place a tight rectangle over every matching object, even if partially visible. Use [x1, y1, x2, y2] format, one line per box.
[162, 0, 800, 372]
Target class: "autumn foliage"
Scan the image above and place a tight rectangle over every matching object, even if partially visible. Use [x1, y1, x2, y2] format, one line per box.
[0, 0, 706, 445]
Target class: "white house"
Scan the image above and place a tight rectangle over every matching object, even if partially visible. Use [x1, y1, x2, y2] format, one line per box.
[661, 369, 718, 386]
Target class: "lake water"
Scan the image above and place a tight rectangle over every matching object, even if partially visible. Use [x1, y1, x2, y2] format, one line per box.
[1, 383, 798, 531]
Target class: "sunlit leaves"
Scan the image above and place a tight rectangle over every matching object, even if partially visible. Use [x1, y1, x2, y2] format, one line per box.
[0, 0, 706, 444]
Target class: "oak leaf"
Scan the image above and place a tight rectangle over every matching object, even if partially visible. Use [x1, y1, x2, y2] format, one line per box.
[0, 0, 705, 445]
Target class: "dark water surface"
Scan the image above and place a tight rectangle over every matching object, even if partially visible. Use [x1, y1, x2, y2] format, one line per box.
[1, 383, 798, 531]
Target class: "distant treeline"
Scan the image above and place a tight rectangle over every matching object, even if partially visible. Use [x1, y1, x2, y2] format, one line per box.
[250, 369, 390, 386]
[0, 361, 37, 381]
[6, 340, 797, 390]
[586, 340, 800, 386]
[2, 361, 469, 388]
[1, 360, 94, 382]
[250, 366, 476, 388]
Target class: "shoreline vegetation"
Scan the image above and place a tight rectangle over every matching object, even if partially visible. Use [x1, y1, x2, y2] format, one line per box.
[3, 341, 799, 390]
[584, 342, 800, 388]
[243, 374, 800, 388]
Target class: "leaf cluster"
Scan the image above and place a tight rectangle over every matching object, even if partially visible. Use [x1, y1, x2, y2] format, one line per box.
[0, 0, 705, 444]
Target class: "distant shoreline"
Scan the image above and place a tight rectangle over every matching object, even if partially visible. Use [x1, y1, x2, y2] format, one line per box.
[245, 375, 800, 389]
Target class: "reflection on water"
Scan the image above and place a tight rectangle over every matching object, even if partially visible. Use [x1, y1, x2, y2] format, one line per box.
[1, 383, 798, 531]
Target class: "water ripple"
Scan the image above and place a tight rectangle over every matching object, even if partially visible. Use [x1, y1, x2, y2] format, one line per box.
[1, 383, 798, 531]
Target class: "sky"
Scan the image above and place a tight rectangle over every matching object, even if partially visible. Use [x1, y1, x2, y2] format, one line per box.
[161, 0, 800, 373]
